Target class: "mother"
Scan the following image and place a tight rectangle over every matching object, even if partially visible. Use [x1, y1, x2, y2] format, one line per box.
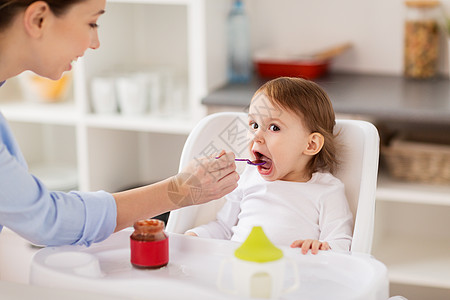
[0, 0, 238, 246]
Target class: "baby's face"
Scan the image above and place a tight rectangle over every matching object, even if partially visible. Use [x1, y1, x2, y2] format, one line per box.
[247, 93, 313, 182]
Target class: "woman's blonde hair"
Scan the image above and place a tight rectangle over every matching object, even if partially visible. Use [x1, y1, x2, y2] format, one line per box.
[254, 77, 340, 174]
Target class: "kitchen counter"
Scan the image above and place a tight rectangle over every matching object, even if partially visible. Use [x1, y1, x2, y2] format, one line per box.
[202, 73, 450, 125]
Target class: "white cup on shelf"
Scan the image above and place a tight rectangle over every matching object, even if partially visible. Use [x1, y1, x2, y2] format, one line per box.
[91, 77, 118, 114]
[158, 69, 188, 115]
[135, 71, 161, 114]
[169, 81, 187, 114]
[116, 74, 148, 116]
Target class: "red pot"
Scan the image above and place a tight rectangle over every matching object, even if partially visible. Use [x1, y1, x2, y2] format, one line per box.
[254, 59, 330, 80]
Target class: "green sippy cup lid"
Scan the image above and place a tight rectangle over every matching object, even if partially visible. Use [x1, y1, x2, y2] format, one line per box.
[234, 226, 283, 262]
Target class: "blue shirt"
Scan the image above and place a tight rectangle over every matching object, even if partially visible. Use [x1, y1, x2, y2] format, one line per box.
[0, 110, 117, 246]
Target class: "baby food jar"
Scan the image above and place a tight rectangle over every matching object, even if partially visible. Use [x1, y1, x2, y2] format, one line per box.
[130, 219, 169, 269]
[404, 0, 441, 79]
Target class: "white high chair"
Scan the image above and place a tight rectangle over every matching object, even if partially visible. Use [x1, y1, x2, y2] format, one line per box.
[166, 112, 380, 254]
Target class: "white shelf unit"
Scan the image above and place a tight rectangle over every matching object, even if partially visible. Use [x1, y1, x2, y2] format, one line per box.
[0, 0, 229, 194]
[0, 0, 229, 283]
[373, 174, 450, 298]
[0, 101, 78, 126]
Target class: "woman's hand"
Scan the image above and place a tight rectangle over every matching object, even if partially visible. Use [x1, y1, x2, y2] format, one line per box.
[290, 239, 330, 255]
[169, 150, 238, 208]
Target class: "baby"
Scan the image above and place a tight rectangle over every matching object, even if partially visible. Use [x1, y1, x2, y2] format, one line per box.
[186, 77, 353, 254]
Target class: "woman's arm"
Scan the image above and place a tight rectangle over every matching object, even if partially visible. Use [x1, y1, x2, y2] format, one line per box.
[113, 151, 239, 231]
[0, 127, 237, 246]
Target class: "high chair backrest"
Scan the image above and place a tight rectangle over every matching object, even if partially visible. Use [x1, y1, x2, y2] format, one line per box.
[166, 112, 380, 254]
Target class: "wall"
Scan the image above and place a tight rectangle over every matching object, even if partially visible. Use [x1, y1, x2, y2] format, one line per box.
[245, 0, 450, 75]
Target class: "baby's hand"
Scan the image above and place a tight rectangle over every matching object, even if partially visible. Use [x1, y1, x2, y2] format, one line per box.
[290, 239, 330, 255]
[184, 231, 198, 237]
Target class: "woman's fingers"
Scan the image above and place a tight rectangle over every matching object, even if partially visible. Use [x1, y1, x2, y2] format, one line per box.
[173, 151, 238, 207]
[202, 169, 239, 203]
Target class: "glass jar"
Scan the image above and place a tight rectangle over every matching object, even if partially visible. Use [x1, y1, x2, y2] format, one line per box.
[130, 219, 169, 269]
[404, 0, 441, 79]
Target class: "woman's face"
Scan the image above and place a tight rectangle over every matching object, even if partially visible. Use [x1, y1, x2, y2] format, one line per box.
[33, 0, 105, 79]
[247, 93, 313, 182]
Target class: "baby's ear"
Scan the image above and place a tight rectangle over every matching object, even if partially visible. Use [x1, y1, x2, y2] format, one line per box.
[303, 132, 324, 156]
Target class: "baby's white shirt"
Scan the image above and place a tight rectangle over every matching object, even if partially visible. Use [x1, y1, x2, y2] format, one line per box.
[188, 166, 353, 251]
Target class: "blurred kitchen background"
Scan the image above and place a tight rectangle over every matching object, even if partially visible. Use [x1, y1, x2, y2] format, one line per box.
[1, 0, 450, 299]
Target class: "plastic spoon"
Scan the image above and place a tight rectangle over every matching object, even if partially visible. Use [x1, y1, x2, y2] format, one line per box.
[234, 158, 266, 165]
[215, 155, 266, 166]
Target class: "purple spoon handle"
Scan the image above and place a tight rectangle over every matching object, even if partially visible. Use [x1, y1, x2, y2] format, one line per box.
[215, 157, 266, 166]
[235, 158, 266, 166]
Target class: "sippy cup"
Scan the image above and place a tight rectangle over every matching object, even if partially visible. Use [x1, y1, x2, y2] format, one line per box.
[217, 226, 299, 298]
[130, 219, 169, 269]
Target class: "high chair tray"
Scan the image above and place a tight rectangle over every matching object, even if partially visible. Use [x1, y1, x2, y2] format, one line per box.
[30, 229, 388, 300]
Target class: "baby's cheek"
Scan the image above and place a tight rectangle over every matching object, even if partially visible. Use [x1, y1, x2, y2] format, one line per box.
[247, 141, 255, 157]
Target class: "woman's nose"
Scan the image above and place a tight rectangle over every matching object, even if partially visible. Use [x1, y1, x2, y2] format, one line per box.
[90, 32, 100, 50]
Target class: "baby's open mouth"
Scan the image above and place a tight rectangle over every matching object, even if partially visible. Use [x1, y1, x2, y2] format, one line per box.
[254, 151, 272, 170]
